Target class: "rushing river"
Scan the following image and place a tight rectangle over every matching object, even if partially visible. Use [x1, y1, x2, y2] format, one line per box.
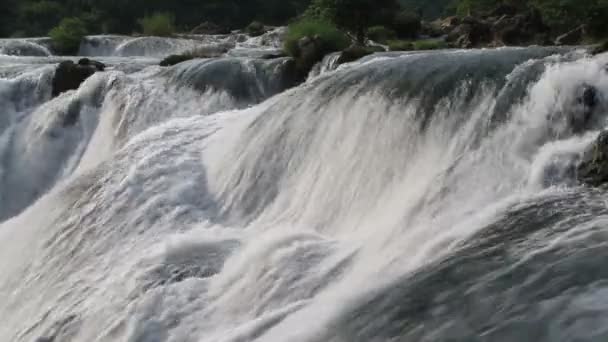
[1, 30, 608, 342]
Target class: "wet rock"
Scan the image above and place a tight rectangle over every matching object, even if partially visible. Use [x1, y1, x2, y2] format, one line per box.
[190, 21, 230, 35]
[260, 52, 288, 59]
[577, 131, 608, 186]
[569, 85, 598, 133]
[246, 21, 268, 37]
[491, 8, 548, 46]
[590, 40, 608, 55]
[77, 58, 105, 71]
[447, 17, 491, 48]
[336, 44, 384, 65]
[555, 25, 586, 45]
[160, 54, 195, 66]
[51, 59, 104, 97]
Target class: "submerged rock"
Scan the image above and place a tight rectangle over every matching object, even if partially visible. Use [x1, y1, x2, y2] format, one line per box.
[577, 131, 608, 186]
[51, 59, 105, 97]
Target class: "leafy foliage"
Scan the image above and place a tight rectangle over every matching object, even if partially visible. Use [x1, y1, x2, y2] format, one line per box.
[367, 26, 397, 43]
[284, 19, 350, 57]
[49, 17, 88, 55]
[306, 0, 401, 42]
[138, 12, 175, 37]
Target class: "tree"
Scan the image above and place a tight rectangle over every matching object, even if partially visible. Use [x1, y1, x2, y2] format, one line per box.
[49, 17, 88, 55]
[306, 0, 402, 43]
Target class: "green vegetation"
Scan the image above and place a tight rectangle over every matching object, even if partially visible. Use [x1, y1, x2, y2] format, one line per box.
[284, 19, 350, 58]
[49, 17, 88, 55]
[367, 26, 397, 44]
[305, 0, 402, 43]
[2, 0, 607, 49]
[138, 13, 175, 37]
[387, 40, 414, 51]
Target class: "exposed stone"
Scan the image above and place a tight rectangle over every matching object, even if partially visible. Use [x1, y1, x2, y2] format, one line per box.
[448, 17, 491, 48]
[246, 21, 268, 37]
[577, 131, 608, 186]
[51, 59, 105, 97]
[590, 40, 608, 55]
[190, 22, 230, 35]
[336, 45, 384, 65]
[160, 54, 195, 67]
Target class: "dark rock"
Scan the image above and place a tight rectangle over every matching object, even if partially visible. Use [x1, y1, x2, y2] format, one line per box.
[590, 40, 608, 55]
[447, 17, 491, 48]
[51, 59, 103, 97]
[491, 8, 548, 46]
[246, 21, 268, 37]
[421, 21, 443, 38]
[190, 22, 230, 35]
[488, 3, 518, 17]
[555, 25, 586, 45]
[260, 52, 287, 59]
[570, 85, 599, 133]
[160, 54, 195, 67]
[77, 58, 105, 71]
[577, 131, 608, 186]
[336, 45, 384, 65]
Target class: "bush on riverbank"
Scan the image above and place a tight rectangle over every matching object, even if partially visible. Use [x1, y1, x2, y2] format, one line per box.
[367, 26, 397, 44]
[138, 13, 175, 37]
[284, 20, 350, 58]
[49, 17, 88, 55]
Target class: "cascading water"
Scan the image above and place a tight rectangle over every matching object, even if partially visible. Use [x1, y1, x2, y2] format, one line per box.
[1, 30, 608, 342]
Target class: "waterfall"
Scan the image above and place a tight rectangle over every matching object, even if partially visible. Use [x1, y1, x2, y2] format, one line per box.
[2, 40, 608, 342]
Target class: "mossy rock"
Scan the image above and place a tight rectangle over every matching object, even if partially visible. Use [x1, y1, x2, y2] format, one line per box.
[160, 54, 195, 67]
[337, 45, 384, 65]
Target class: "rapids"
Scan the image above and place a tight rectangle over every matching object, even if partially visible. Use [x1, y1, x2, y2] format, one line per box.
[1, 31, 608, 342]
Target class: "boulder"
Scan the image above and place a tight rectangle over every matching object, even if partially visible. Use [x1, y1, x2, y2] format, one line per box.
[590, 40, 608, 55]
[448, 17, 491, 48]
[555, 25, 586, 45]
[78, 58, 105, 71]
[297, 35, 325, 67]
[485, 7, 548, 46]
[190, 22, 229, 35]
[577, 131, 608, 186]
[336, 45, 384, 65]
[51, 59, 105, 97]
[569, 84, 599, 133]
[160, 54, 195, 67]
[246, 21, 268, 37]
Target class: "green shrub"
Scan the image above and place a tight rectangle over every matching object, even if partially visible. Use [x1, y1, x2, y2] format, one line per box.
[284, 19, 350, 57]
[49, 17, 88, 55]
[387, 40, 414, 51]
[367, 26, 397, 44]
[246, 21, 266, 37]
[413, 39, 447, 50]
[138, 12, 175, 37]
